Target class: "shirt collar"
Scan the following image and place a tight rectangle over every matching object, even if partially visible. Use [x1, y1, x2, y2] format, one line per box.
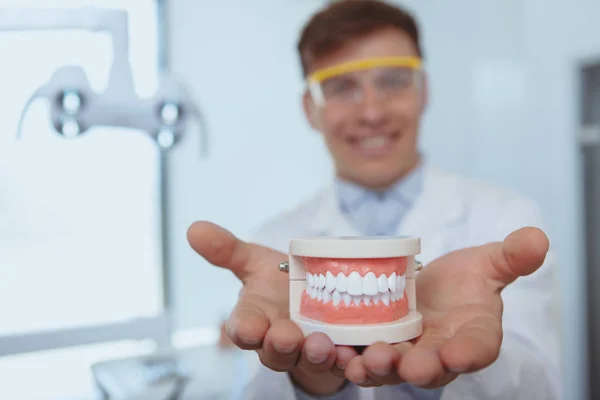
[335, 162, 424, 213]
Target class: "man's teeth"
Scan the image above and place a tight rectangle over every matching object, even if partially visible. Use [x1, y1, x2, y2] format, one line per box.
[305, 271, 406, 306]
[359, 136, 388, 149]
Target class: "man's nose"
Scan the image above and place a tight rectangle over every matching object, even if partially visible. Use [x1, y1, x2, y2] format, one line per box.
[357, 84, 386, 125]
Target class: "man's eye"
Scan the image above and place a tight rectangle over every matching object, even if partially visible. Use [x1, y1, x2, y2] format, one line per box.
[378, 69, 413, 88]
[322, 78, 357, 96]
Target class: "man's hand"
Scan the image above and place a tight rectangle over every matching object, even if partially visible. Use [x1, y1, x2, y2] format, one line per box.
[187, 222, 355, 396]
[187, 222, 549, 393]
[342, 227, 549, 388]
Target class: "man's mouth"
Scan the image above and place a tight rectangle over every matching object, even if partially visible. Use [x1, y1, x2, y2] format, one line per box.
[347, 133, 400, 155]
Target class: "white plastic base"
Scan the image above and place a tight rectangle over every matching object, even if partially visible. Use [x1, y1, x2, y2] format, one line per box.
[291, 310, 423, 346]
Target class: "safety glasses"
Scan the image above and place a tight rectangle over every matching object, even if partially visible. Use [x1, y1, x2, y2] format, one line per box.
[306, 56, 423, 107]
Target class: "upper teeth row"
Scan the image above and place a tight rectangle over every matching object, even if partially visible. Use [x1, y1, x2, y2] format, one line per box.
[361, 136, 387, 149]
[306, 271, 405, 296]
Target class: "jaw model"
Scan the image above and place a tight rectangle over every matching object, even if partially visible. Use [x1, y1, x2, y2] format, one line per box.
[288, 237, 423, 346]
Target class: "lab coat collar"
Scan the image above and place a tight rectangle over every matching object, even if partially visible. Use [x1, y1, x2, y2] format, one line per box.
[308, 163, 466, 261]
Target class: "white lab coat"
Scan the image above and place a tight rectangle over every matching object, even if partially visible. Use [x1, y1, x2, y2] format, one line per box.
[242, 163, 562, 400]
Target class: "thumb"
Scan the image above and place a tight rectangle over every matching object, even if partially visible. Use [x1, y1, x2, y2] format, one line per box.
[187, 221, 255, 282]
[485, 226, 550, 289]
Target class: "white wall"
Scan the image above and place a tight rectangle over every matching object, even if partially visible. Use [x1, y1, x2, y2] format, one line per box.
[166, 0, 591, 397]
[165, 0, 332, 329]
[521, 2, 589, 399]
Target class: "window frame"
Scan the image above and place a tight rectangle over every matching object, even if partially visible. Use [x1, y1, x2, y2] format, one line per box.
[0, 0, 174, 358]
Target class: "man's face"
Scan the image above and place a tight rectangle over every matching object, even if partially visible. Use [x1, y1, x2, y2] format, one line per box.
[303, 27, 427, 190]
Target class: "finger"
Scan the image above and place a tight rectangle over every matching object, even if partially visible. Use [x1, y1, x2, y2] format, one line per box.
[187, 221, 285, 282]
[187, 221, 252, 281]
[257, 319, 305, 372]
[349, 342, 411, 386]
[344, 356, 374, 387]
[295, 333, 337, 374]
[439, 314, 502, 373]
[364, 342, 406, 384]
[485, 227, 550, 288]
[399, 330, 452, 387]
[331, 346, 358, 378]
[226, 300, 271, 349]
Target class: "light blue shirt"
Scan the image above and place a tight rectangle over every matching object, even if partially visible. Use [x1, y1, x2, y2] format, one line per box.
[293, 163, 443, 399]
[335, 163, 424, 236]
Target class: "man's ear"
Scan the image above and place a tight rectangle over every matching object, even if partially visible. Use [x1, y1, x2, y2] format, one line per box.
[302, 91, 321, 130]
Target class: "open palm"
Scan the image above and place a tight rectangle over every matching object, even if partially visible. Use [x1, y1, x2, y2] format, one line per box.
[342, 229, 547, 388]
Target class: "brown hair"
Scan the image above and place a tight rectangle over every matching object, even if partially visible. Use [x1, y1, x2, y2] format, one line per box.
[297, 0, 423, 77]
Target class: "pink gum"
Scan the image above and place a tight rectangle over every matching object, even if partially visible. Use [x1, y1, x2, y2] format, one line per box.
[300, 291, 409, 324]
[301, 256, 408, 277]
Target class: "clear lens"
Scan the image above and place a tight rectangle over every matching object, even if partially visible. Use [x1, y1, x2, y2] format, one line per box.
[313, 66, 419, 106]
[373, 67, 415, 93]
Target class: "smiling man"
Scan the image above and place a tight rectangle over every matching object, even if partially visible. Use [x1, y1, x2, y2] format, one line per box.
[301, 14, 423, 195]
[222, 1, 561, 399]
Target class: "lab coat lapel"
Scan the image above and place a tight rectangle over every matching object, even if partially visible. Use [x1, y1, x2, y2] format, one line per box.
[396, 164, 466, 263]
[307, 184, 360, 237]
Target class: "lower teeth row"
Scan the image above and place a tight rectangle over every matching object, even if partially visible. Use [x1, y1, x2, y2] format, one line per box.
[306, 287, 404, 306]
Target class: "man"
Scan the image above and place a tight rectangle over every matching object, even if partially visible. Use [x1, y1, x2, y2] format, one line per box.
[192, 0, 561, 398]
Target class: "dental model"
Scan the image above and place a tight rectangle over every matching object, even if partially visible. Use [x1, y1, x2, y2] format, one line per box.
[285, 236, 423, 346]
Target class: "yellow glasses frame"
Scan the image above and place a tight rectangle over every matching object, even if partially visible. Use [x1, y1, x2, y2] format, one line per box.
[307, 56, 422, 84]
[306, 56, 423, 106]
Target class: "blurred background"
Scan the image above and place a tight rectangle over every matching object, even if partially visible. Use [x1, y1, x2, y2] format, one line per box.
[0, 0, 597, 398]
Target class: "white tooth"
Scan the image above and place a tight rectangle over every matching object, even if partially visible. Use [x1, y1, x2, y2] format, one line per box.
[352, 295, 362, 306]
[348, 271, 362, 295]
[310, 287, 317, 299]
[388, 272, 397, 292]
[332, 291, 341, 306]
[336, 273, 348, 293]
[398, 278, 406, 298]
[372, 293, 381, 304]
[363, 295, 372, 305]
[317, 289, 323, 302]
[381, 291, 390, 306]
[308, 273, 314, 287]
[406, 279, 416, 310]
[397, 275, 406, 294]
[378, 274, 388, 293]
[323, 290, 332, 304]
[326, 271, 336, 292]
[361, 136, 387, 149]
[343, 293, 352, 306]
[391, 291, 399, 302]
[363, 272, 378, 295]
[318, 274, 326, 289]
